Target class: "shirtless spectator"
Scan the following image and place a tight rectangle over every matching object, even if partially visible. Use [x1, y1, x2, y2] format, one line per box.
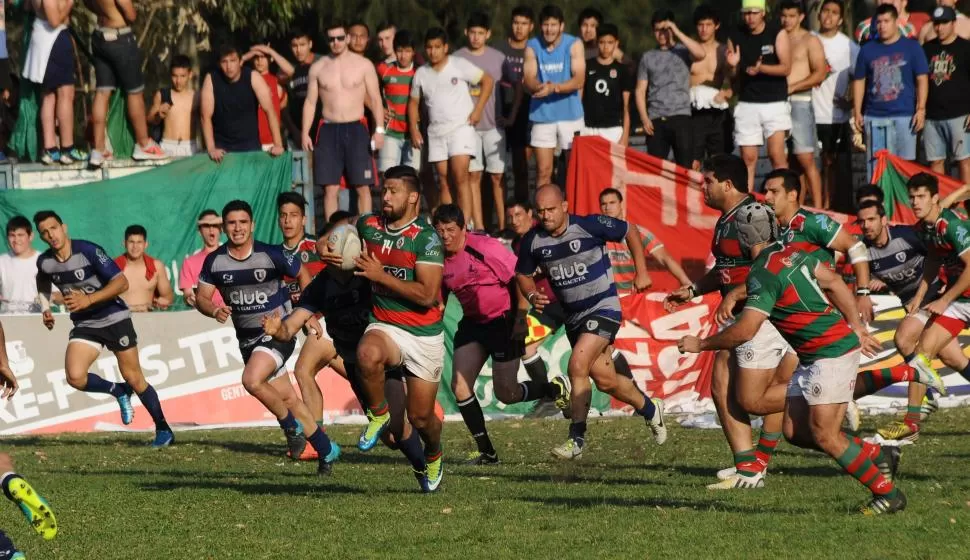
[244, 45, 288, 151]
[86, 0, 167, 168]
[689, 5, 732, 169]
[727, 0, 792, 190]
[349, 22, 371, 56]
[781, 0, 827, 208]
[23, 0, 83, 165]
[303, 20, 384, 220]
[277, 29, 320, 146]
[179, 210, 223, 308]
[115, 225, 174, 312]
[920, 0, 970, 42]
[201, 45, 284, 162]
[148, 55, 200, 157]
[377, 22, 397, 66]
[0, 216, 43, 314]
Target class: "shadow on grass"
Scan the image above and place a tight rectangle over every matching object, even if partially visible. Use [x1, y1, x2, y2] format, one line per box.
[517, 495, 805, 514]
[482, 470, 667, 486]
[139, 479, 365, 496]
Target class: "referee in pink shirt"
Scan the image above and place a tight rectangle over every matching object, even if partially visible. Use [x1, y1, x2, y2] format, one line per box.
[433, 204, 569, 465]
[179, 210, 224, 308]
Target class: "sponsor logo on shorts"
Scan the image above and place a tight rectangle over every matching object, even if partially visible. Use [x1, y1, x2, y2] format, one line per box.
[451, 77, 459, 85]
[261, 335, 273, 343]
[433, 366, 443, 378]
[254, 269, 266, 282]
[586, 319, 599, 331]
[811, 382, 822, 397]
[119, 336, 130, 347]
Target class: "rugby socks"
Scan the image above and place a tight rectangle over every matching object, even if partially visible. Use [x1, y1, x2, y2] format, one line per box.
[424, 441, 443, 464]
[613, 350, 634, 380]
[846, 433, 885, 464]
[836, 435, 897, 498]
[369, 400, 390, 418]
[457, 396, 495, 456]
[306, 427, 333, 458]
[523, 354, 549, 383]
[346, 373, 368, 409]
[754, 431, 783, 470]
[136, 385, 171, 432]
[903, 406, 922, 429]
[856, 365, 914, 396]
[635, 396, 656, 419]
[517, 381, 550, 402]
[734, 448, 760, 478]
[399, 429, 427, 472]
[568, 421, 587, 447]
[0, 529, 16, 557]
[84, 373, 126, 398]
[278, 411, 299, 433]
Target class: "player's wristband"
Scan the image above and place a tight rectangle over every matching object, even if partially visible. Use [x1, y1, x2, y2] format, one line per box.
[374, 126, 386, 135]
[856, 288, 871, 296]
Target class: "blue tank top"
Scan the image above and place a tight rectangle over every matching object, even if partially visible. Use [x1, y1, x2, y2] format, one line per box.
[528, 34, 584, 124]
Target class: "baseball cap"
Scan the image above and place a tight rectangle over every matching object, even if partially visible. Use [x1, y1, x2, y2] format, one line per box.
[742, 0, 766, 13]
[933, 6, 957, 23]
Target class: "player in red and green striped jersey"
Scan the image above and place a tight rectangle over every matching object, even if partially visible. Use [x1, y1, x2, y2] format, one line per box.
[666, 155, 798, 490]
[332, 165, 446, 492]
[903, 173, 970, 399]
[679, 203, 944, 515]
[762, 168, 875, 322]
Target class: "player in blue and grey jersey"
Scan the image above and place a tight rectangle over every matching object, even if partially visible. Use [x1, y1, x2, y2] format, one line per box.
[857, 200, 970, 442]
[515, 185, 667, 460]
[33, 211, 173, 448]
[195, 200, 341, 475]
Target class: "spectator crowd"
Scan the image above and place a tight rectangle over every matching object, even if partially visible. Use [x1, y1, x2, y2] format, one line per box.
[1, 0, 970, 310]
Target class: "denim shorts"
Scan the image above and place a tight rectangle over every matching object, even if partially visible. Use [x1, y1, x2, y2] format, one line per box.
[864, 115, 917, 177]
[789, 100, 818, 155]
[923, 116, 970, 162]
[92, 29, 145, 93]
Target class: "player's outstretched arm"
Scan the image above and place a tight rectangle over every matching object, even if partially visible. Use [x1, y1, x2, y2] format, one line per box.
[651, 247, 692, 287]
[263, 308, 313, 342]
[679, 309, 765, 354]
[624, 224, 652, 293]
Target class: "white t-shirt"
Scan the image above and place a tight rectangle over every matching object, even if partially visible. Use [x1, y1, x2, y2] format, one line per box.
[411, 56, 484, 137]
[0, 251, 40, 314]
[813, 31, 860, 125]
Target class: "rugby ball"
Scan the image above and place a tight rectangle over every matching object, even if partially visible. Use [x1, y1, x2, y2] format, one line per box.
[328, 224, 362, 271]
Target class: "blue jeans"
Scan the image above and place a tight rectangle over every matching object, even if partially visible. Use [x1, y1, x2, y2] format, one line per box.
[864, 115, 917, 179]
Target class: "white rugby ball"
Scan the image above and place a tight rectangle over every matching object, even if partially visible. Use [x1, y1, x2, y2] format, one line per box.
[328, 224, 362, 271]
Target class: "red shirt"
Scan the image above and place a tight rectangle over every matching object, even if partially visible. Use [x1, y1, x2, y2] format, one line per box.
[258, 71, 283, 146]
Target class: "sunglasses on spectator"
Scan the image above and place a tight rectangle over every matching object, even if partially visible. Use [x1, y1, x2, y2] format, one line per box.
[328, 35, 346, 43]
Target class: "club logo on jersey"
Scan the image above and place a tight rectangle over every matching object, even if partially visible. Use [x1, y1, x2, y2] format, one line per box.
[609, 68, 617, 79]
[569, 240, 582, 253]
[301, 252, 309, 263]
[74, 270, 84, 281]
[396, 237, 406, 249]
[586, 319, 599, 331]
[786, 230, 796, 243]
[549, 262, 589, 282]
[255, 269, 266, 282]
[895, 251, 906, 263]
[119, 336, 129, 347]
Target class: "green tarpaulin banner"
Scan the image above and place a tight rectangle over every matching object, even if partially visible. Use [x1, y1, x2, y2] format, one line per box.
[0, 153, 292, 310]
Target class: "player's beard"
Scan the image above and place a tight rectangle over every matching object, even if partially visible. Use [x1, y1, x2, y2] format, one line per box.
[382, 202, 405, 221]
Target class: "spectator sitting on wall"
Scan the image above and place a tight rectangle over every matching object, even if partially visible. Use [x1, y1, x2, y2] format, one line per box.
[243, 45, 288, 152]
[201, 45, 284, 162]
[179, 210, 223, 309]
[148, 55, 200, 158]
[115, 224, 173, 312]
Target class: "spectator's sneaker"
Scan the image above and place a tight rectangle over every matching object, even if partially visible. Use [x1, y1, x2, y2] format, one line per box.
[151, 430, 175, 449]
[132, 141, 169, 161]
[39, 150, 59, 165]
[59, 147, 87, 165]
[88, 149, 105, 169]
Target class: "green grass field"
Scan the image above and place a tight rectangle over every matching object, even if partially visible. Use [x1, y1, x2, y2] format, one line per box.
[3, 408, 970, 559]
